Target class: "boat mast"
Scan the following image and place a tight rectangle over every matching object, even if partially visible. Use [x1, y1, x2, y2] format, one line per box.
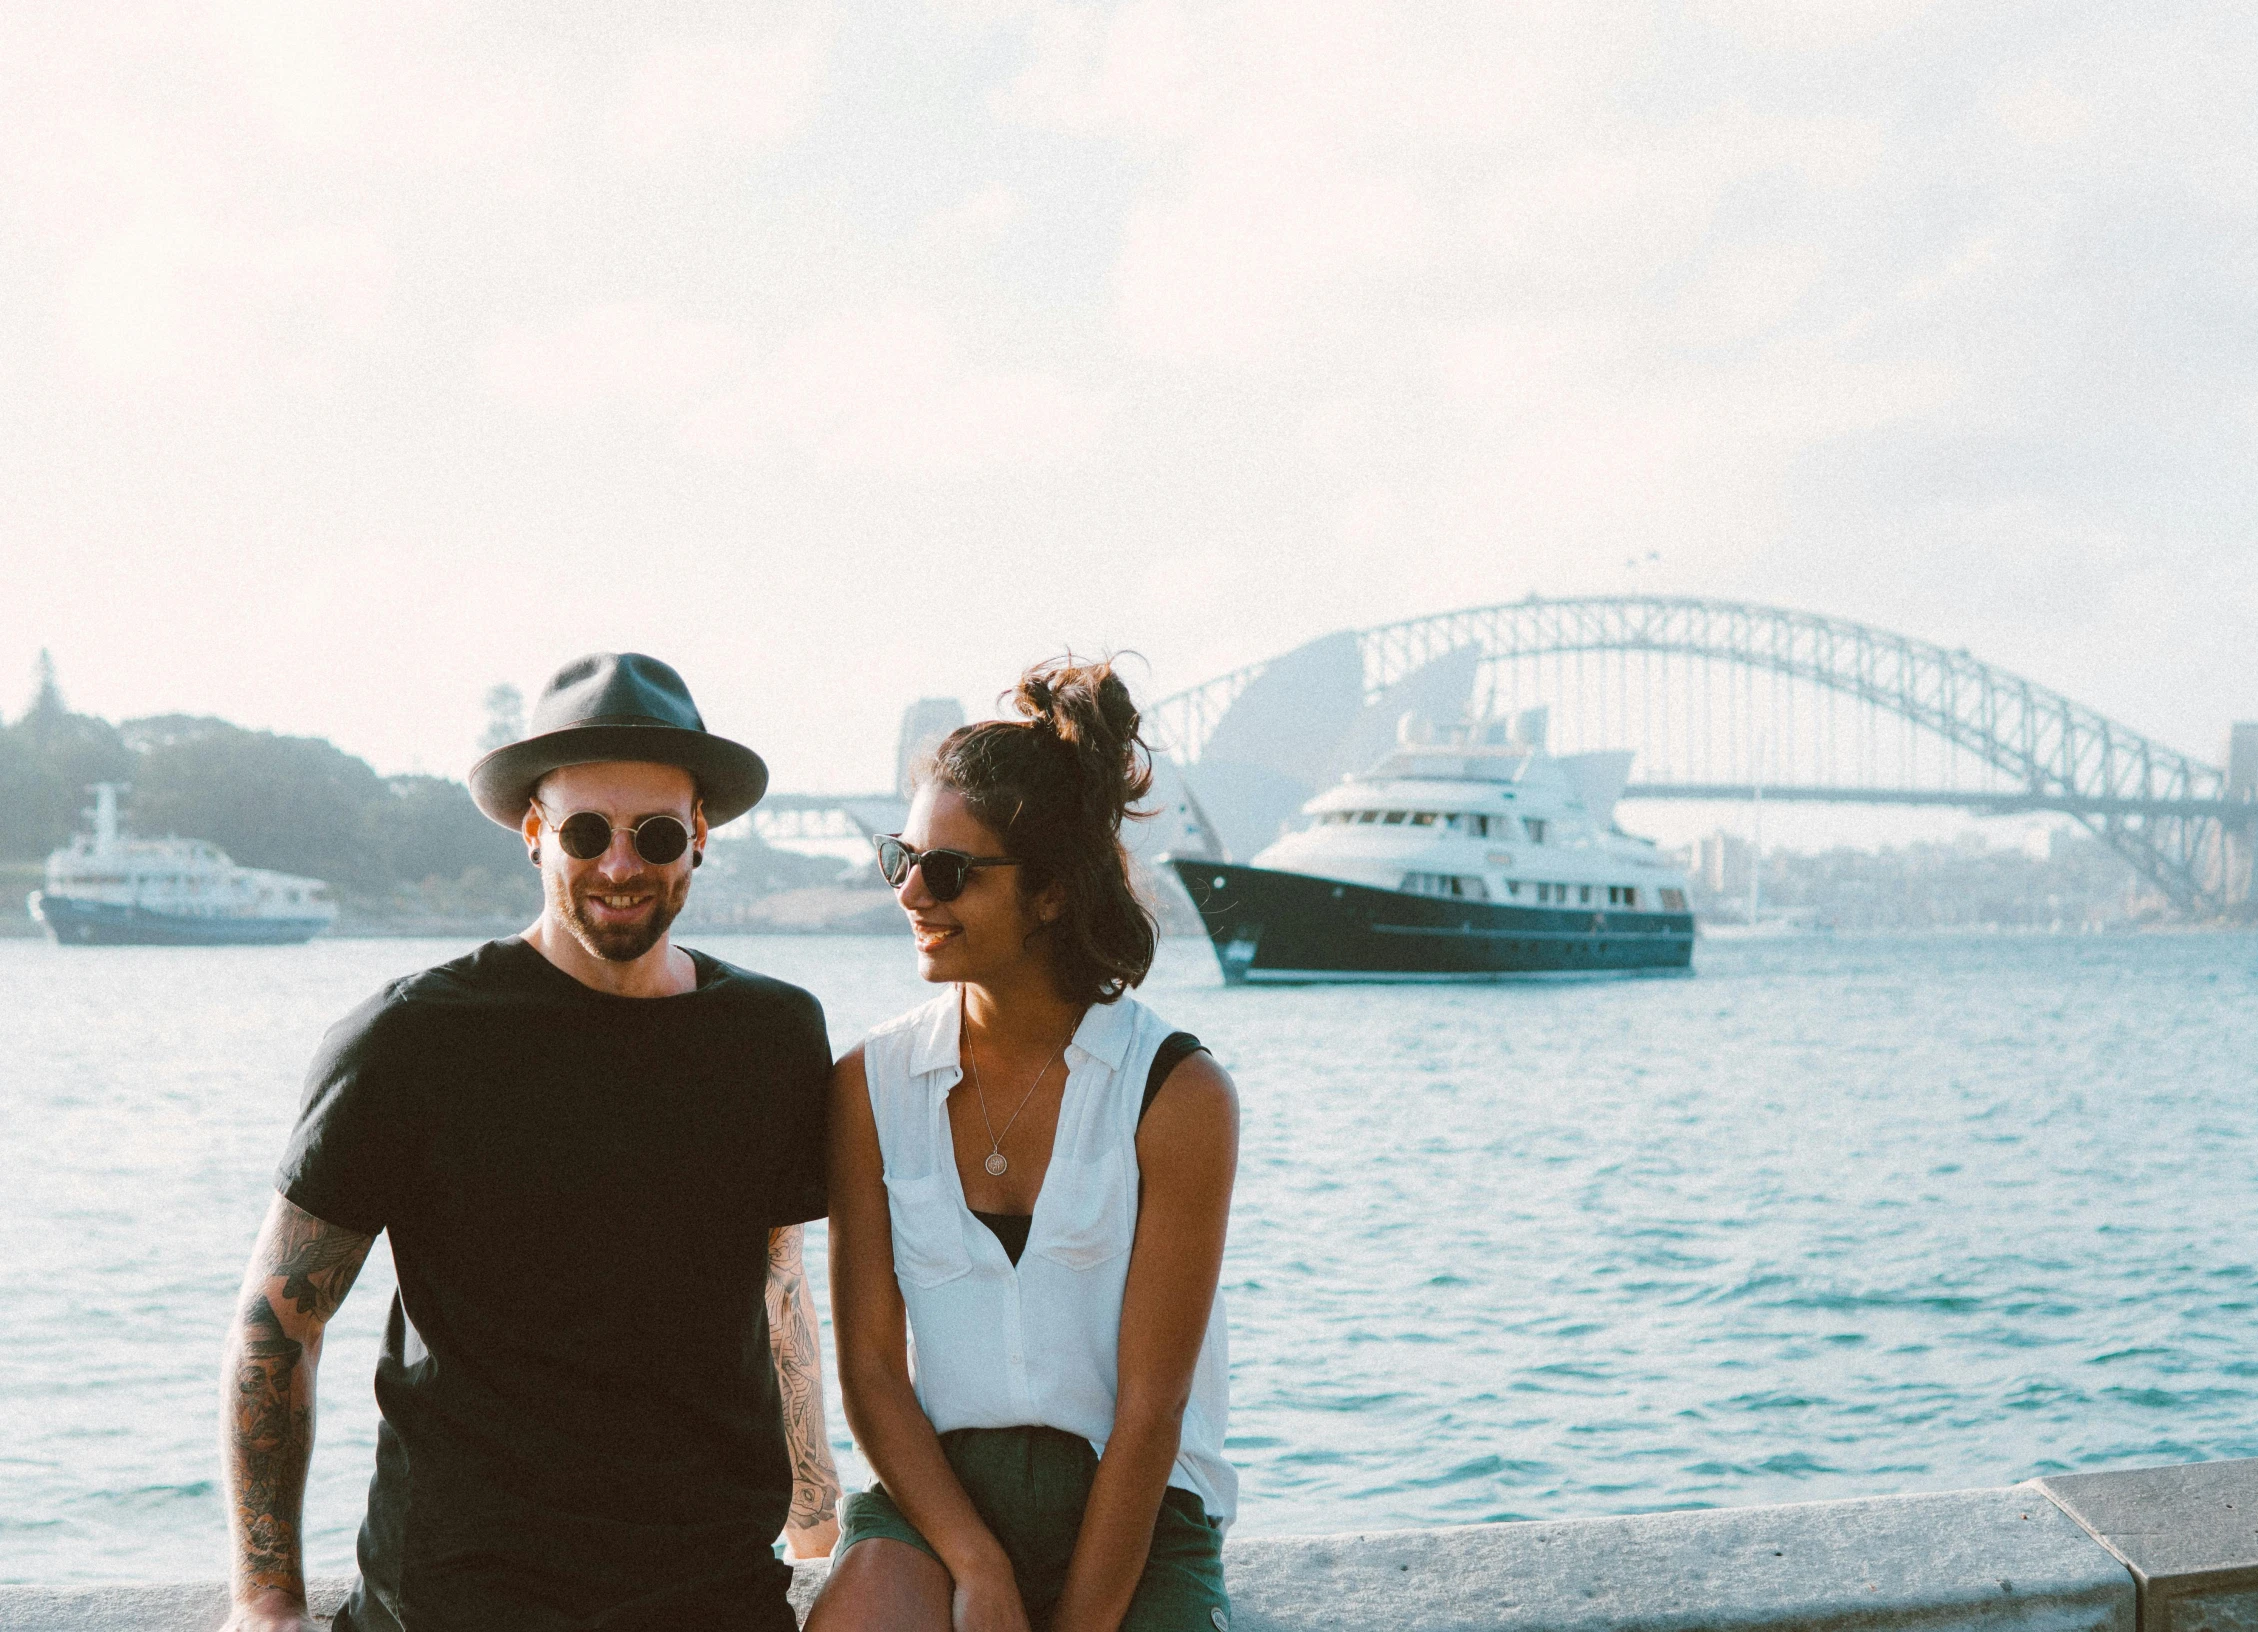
[90, 783, 123, 859]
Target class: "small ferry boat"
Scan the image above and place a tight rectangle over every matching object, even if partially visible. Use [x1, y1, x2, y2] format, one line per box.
[28, 785, 337, 946]
[1169, 723, 1694, 983]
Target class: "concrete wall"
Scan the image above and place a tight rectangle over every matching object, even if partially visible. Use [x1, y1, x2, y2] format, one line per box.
[5, 1459, 2252, 1632]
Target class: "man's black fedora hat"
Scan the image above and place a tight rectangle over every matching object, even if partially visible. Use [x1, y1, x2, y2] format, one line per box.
[469, 652, 768, 828]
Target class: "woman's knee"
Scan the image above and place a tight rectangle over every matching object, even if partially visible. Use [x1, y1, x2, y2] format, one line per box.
[805, 1536, 954, 1632]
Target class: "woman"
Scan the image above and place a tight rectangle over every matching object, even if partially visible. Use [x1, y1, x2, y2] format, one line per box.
[810, 658, 1239, 1632]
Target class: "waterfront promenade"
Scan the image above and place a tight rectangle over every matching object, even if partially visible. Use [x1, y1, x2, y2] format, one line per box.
[3, 1457, 2250, 1631]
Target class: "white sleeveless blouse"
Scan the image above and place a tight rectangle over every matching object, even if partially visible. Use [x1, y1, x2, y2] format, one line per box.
[860, 991, 1236, 1523]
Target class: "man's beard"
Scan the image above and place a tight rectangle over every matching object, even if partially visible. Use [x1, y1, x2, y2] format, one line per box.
[548, 866, 691, 964]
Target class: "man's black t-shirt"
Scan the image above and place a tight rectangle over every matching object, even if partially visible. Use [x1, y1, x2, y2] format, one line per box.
[277, 937, 829, 1632]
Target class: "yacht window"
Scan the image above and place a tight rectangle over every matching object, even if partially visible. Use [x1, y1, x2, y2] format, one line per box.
[1382, 811, 1407, 825]
[1523, 818, 1546, 843]
[1355, 810, 1378, 823]
[1399, 872, 1489, 899]
[1579, 885, 1592, 904]
[1410, 812, 1435, 826]
[1504, 880, 1521, 897]
[1661, 888, 1687, 911]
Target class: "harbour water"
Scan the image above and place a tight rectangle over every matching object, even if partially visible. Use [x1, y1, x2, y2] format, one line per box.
[3, 929, 2256, 1585]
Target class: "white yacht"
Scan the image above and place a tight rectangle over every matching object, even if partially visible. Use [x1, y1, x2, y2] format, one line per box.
[28, 785, 337, 946]
[1169, 719, 1694, 983]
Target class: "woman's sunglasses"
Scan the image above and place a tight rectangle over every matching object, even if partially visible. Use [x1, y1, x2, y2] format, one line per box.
[873, 835, 1018, 902]
[543, 808, 694, 866]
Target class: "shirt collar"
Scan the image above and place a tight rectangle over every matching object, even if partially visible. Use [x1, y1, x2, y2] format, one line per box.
[907, 994, 961, 1079]
[1064, 996, 1135, 1071]
[908, 988, 1136, 1082]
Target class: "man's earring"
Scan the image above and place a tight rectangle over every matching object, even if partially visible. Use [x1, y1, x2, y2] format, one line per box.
[692, 849, 704, 869]
[530, 846, 541, 866]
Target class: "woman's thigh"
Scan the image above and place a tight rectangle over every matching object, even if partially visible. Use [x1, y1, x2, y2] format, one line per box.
[804, 1537, 953, 1632]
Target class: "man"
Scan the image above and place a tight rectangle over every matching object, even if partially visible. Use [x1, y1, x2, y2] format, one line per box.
[218, 652, 839, 1632]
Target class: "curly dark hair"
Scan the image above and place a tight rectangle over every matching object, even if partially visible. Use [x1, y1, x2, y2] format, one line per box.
[921, 655, 1157, 1004]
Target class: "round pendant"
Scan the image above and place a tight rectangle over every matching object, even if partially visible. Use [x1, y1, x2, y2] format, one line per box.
[984, 1152, 1009, 1176]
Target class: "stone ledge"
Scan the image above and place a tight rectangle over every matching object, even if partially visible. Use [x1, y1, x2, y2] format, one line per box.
[1223, 1486, 2129, 1632]
[0, 1479, 2139, 1632]
[2033, 1457, 2258, 1632]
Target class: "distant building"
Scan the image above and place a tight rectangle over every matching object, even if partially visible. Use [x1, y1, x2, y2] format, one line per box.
[1696, 831, 1752, 897]
[895, 698, 967, 797]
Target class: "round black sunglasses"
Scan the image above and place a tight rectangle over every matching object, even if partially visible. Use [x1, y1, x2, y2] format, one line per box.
[873, 834, 1018, 902]
[542, 808, 693, 866]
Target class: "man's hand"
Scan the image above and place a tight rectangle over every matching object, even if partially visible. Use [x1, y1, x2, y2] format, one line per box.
[218, 1587, 323, 1632]
[783, 1512, 840, 1561]
[221, 1193, 374, 1621]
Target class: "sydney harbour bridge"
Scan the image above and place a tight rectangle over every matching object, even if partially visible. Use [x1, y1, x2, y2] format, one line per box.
[757, 596, 2256, 920]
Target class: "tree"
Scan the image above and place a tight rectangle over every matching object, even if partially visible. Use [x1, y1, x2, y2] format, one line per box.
[23, 649, 65, 726]
[0, 653, 134, 858]
[480, 683, 525, 751]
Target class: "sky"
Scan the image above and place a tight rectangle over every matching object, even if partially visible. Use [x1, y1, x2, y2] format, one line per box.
[3, 0, 2254, 852]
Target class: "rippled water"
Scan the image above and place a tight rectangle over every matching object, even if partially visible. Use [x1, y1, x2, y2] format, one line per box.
[4, 930, 2256, 1583]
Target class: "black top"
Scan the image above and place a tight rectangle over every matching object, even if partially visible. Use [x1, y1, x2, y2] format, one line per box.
[971, 1208, 1033, 1265]
[277, 938, 830, 1632]
[970, 1031, 1204, 1268]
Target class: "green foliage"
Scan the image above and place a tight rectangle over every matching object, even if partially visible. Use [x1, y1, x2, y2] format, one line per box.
[1, 690, 529, 915]
[119, 717, 530, 906]
[125, 716, 400, 894]
[0, 705, 134, 858]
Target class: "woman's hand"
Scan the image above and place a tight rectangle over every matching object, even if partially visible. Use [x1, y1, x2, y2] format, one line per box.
[950, 1556, 1034, 1632]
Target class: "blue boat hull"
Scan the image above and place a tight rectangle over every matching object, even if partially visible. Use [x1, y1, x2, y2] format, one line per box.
[1169, 860, 1695, 984]
[29, 893, 331, 947]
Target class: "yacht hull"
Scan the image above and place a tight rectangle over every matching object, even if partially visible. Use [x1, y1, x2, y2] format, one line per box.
[29, 893, 331, 947]
[1169, 861, 1695, 985]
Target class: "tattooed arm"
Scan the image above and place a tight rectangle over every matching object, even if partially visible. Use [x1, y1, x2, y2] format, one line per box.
[767, 1223, 842, 1558]
[219, 1193, 376, 1632]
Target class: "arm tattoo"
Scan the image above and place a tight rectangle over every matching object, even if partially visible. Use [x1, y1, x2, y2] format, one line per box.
[766, 1225, 841, 1531]
[269, 1202, 374, 1321]
[231, 1293, 313, 1593]
[223, 1196, 374, 1602]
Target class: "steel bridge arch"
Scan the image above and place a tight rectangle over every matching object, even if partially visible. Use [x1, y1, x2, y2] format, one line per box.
[1148, 595, 2250, 917]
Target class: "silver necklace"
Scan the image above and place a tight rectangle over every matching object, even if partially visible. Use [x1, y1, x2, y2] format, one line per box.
[961, 995, 1074, 1177]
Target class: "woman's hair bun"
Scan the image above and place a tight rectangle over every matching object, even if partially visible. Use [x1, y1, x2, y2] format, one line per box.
[923, 651, 1160, 1002]
[1011, 655, 1152, 829]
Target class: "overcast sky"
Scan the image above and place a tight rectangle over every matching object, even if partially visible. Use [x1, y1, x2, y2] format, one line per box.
[4, 1, 2253, 837]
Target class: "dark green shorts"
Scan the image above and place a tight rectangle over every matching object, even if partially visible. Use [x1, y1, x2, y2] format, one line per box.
[838, 1425, 1230, 1632]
